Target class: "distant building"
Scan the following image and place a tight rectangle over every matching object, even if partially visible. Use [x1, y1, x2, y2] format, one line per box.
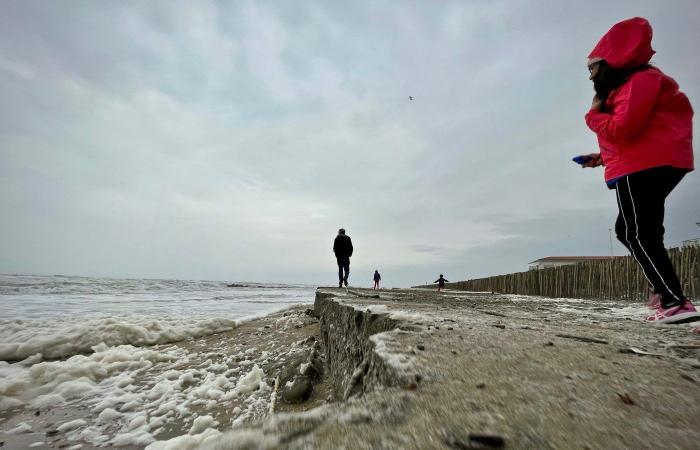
[528, 256, 614, 271]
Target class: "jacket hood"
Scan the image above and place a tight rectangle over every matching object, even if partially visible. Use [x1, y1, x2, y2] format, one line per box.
[588, 17, 655, 68]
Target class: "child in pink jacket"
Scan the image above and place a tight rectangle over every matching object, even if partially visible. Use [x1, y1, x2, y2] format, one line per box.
[581, 17, 697, 324]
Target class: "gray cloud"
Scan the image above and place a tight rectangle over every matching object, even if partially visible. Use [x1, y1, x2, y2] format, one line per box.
[1, 0, 698, 285]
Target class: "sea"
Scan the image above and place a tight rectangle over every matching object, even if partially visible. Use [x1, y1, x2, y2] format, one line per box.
[0, 274, 316, 360]
[0, 274, 317, 448]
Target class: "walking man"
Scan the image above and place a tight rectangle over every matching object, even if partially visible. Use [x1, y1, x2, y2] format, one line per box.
[333, 228, 353, 287]
[373, 270, 381, 289]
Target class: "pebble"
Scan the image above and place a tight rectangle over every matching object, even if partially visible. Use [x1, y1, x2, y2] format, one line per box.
[46, 430, 59, 437]
[557, 334, 608, 345]
[617, 392, 635, 405]
[417, 344, 425, 351]
[470, 434, 506, 448]
[476, 383, 486, 389]
[443, 430, 506, 449]
[545, 342, 554, 346]
[281, 376, 313, 404]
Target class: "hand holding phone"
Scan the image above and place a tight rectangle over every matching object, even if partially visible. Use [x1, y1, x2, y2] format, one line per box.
[572, 155, 593, 165]
[573, 153, 602, 168]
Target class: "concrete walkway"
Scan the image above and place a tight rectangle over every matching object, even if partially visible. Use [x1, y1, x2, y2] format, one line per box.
[173, 288, 699, 450]
[306, 288, 699, 450]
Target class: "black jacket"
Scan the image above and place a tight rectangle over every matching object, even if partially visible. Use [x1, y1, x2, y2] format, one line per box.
[434, 276, 448, 286]
[333, 234, 353, 260]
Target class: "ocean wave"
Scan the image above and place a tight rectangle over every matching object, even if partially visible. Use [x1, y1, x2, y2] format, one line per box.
[0, 316, 241, 362]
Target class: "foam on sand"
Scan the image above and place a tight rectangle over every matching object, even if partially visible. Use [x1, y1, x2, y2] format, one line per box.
[0, 341, 276, 446]
[0, 306, 320, 448]
[145, 427, 222, 450]
[0, 316, 241, 361]
[369, 329, 417, 370]
[5, 421, 32, 434]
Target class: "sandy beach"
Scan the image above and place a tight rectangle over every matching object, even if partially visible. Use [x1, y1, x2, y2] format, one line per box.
[2, 287, 699, 449]
[0, 305, 323, 449]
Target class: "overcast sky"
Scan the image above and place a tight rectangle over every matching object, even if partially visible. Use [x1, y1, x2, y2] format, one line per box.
[1, 0, 698, 286]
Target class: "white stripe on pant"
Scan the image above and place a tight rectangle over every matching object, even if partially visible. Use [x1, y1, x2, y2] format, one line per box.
[617, 176, 683, 303]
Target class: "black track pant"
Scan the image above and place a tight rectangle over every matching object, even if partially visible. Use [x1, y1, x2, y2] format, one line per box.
[337, 259, 349, 284]
[614, 166, 687, 308]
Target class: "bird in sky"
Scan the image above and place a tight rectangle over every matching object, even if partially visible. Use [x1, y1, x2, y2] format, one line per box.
[409, 96, 414, 100]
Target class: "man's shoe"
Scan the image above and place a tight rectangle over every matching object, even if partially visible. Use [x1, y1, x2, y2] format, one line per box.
[646, 299, 700, 324]
[343, 279, 348, 287]
[338, 282, 343, 288]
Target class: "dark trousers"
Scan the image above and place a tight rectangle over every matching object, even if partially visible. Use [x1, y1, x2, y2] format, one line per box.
[614, 166, 687, 308]
[337, 259, 349, 284]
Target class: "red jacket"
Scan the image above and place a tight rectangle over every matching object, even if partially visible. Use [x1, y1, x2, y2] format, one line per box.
[585, 18, 694, 182]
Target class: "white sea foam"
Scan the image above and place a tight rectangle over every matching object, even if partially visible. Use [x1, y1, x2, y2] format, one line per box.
[0, 340, 278, 446]
[4, 421, 32, 434]
[0, 316, 241, 361]
[189, 415, 219, 434]
[369, 329, 416, 370]
[0, 276, 315, 447]
[146, 427, 222, 450]
[57, 419, 88, 432]
[348, 302, 431, 324]
[388, 311, 429, 322]
[233, 364, 269, 396]
[364, 304, 389, 314]
[0, 274, 315, 362]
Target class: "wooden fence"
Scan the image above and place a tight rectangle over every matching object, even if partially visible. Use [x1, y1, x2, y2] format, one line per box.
[435, 246, 699, 302]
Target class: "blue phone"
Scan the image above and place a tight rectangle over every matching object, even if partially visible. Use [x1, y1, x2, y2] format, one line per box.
[573, 155, 593, 165]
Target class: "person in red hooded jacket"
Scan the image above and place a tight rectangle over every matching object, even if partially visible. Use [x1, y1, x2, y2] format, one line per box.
[580, 17, 697, 324]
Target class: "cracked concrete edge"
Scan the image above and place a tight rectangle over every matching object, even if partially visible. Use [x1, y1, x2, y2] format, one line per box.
[189, 289, 422, 449]
[314, 289, 426, 399]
